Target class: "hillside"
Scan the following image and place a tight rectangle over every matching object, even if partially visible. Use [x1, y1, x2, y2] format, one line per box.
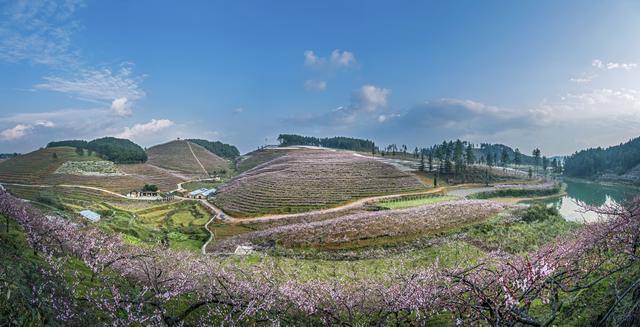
[47, 137, 148, 164]
[235, 147, 294, 173]
[213, 148, 426, 217]
[0, 147, 185, 193]
[564, 136, 640, 183]
[147, 140, 230, 176]
[0, 147, 101, 184]
[186, 139, 240, 160]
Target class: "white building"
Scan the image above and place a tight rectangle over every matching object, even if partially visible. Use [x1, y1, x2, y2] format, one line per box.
[79, 210, 101, 222]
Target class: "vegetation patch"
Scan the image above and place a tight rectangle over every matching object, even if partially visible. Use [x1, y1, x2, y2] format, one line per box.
[376, 194, 456, 209]
[55, 160, 124, 176]
[470, 182, 561, 199]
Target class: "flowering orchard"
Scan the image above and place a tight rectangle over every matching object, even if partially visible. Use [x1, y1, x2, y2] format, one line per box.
[214, 149, 425, 217]
[214, 199, 513, 251]
[1, 189, 640, 325]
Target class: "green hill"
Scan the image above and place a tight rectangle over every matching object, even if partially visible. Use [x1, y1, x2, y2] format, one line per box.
[185, 139, 240, 160]
[564, 136, 640, 183]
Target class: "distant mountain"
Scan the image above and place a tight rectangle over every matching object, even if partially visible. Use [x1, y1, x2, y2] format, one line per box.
[563, 136, 640, 183]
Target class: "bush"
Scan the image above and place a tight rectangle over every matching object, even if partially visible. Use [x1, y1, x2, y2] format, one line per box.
[521, 204, 560, 222]
[142, 184, 158, 192]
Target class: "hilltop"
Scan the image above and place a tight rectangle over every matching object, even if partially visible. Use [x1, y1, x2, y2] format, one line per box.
[147, 140, 231, 177]
[564, 136, 640, 184]
[213, 147, 426, 217]
[0, 146, 185, 193]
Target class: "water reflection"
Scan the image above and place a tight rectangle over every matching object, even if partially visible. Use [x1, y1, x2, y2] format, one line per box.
[527, 179, 639, 223]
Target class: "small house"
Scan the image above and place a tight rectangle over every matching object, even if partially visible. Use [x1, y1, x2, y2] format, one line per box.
[188, 188, 208, 199]
[127, 190, 160, 199]
[199, 188, 217, 199]
[79, 210, 101, 222]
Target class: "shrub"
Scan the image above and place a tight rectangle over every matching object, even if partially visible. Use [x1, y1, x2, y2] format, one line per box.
[521, 203, 560, 222]
[142, 184, 158, 192]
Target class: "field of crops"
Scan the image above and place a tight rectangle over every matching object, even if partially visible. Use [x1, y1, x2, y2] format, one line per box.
[214, 149, 426, 217]
[213, 199, 511, 251]
[103, 201, 211, 251]
[235, 148, 292, 173]
[147, 140, 230, 176]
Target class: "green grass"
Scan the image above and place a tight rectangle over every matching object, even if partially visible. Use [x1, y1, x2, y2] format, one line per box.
[97, 201, 211, 251]
[377, 195, 457, 209]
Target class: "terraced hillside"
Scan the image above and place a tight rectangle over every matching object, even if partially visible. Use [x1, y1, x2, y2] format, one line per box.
[213, 148, 426, 217]
[0, 147, 186, 193]
[0, 147, 100, 184]
[235, 147, 293, 173]
[147, 140, 230, 176]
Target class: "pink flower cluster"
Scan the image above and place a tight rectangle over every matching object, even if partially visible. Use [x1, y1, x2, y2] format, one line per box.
[2, 188, 639, 325]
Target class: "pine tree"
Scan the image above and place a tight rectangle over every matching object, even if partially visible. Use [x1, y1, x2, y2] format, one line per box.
[466, 144, 475, 165]
[419, 153, 425, 172]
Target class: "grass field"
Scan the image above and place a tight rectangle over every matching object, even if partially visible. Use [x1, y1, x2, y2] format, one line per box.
[377, 195, 457, 209]
[90, 201, 211, 251]
[214, 148, 426, 217]
[235, 148, 292, 173]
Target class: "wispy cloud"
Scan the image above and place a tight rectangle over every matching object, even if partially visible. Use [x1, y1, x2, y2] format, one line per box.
[592, 59, 637, 70]
[570, 75, 596, 83]
[0, 0, 84, 67]
[35, 62, 145, 102]
[115, 119, 175, 139]
[304, 79, 327, 92]
[0, 120, 55, 141]
[288, 84, 390, 126]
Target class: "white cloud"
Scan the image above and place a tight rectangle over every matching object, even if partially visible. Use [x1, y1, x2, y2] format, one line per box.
[303, 49, 357, 69]
[330, 49, 356, 67]
[592, 59, 604, 69]
[592, 59, 637, 70]
[570, 75, 596, 83]
[354, 84, 390, 112]
[232, 107, 244, 114]
[0, 124, 32, 141]
[0, 119, 55, 141]
[304, 79, 327, 91]
[304, 50, 324, 67]
[110, 97, 132, 117]
[116, 119, 175, 139]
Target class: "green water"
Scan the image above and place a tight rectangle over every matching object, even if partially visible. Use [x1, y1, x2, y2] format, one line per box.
[529, 179, 639, 222]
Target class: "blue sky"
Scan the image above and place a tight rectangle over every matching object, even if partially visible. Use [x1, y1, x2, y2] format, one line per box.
[2, 0, 640, 156]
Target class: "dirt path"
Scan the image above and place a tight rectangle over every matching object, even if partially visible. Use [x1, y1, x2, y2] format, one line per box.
[1, 182, 132, 199]
[218, 187, 447, 224]
[202, 214, 216, 255]
[185, 141, 209, 177]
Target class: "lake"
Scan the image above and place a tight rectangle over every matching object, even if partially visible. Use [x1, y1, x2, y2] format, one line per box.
[529, 179, 639, 222]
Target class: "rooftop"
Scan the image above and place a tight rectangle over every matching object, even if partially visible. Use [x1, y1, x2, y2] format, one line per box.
[79, 210, 101, 222]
